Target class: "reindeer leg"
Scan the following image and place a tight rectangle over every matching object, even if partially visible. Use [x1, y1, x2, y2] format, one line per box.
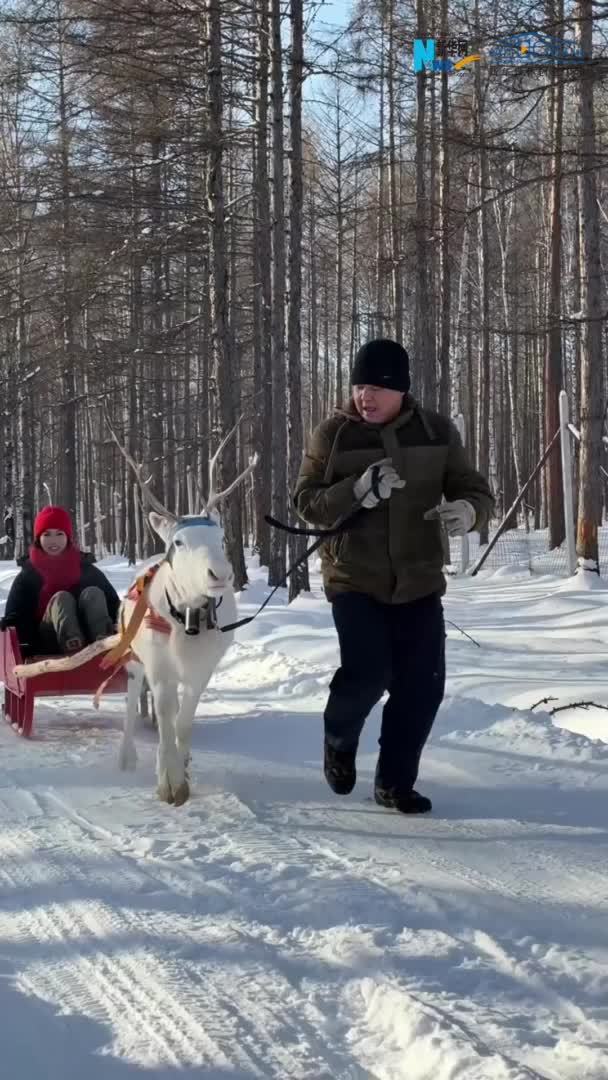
[173, 686, 203, 806]
[150, 681, 181, 803]
[118, 662, 143, 772]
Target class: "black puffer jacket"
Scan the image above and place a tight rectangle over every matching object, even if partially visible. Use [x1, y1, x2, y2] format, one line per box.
[0, 552, 120, 657]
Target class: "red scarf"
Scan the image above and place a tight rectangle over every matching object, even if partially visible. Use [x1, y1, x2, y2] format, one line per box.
[29, 544, 83, 621]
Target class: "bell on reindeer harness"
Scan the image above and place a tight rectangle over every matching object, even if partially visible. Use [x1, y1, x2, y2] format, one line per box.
[184, 600, 219, 634]
[184, 607, 200, 635]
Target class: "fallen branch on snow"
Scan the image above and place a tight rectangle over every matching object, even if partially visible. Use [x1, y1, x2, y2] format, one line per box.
[550, 700, 608, 716]
[530, 696, 558, 711]
[530, 696, 608, 716]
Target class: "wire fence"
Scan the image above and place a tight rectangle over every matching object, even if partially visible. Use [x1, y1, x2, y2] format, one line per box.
[448, 526, 608, 577]
[446, 395, 608, 579]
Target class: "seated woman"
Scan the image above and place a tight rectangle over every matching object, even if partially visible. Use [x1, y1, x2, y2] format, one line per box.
[1, 506, 120, 657]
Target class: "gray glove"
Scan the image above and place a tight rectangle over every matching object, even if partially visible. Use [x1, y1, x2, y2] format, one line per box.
[424, 499, 476, 536]
[354, 458, 406, 509]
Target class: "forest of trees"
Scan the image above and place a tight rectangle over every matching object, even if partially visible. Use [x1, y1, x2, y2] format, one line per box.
[0, 0, 606, 592]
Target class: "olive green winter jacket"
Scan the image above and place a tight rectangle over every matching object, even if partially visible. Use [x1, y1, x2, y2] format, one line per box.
[293, 397, 494, 604]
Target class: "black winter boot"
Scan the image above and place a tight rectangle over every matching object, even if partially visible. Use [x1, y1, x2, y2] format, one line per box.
[78, 586, 113, 642]
[324, 740, 356, 795]
[374, 786, 432, 814]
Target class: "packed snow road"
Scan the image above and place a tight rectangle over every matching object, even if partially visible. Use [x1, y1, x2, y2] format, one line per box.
[1, 558, 607, 1079]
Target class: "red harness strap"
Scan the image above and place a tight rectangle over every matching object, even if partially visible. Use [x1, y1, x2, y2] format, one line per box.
[94, 563, 171, 707]
[125, 566, 171, 636]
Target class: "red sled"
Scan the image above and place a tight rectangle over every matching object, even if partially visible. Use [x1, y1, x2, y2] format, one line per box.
[0, 627, 128, 738]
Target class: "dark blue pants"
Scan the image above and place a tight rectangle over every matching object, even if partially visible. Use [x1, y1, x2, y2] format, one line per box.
[324, 591, 446, 791]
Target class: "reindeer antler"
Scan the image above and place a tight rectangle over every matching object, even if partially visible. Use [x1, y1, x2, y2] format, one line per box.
[104, 404, 177, 522]
[206, 414, 259, 514]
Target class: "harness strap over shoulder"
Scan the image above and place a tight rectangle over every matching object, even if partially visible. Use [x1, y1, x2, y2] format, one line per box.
[99, 563, 162, 670]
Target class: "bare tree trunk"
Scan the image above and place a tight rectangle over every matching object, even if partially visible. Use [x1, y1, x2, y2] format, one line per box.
[350, 159, 360, 366]
[466, 279, 476, 463]
[127, 233, 140, 558]
[323, 301, 330, 414]
[148, 87, 165, 502]
[287, 0, 309, 600]
[56, 7, 77, 517]
[428, 54, 438, 409]
[252, 0, 272, 568]
[387, 0, 403, 342]
[569, 178, 582, 525]
[268, 0, 287, 584]
[375, 41, 386, 336]
[536, 244, 547, 528]
[415, 0, 433, 405]
[309, 181, 320, 432]
[335, 86, 344, 404]
[510, 245, 522, 503]
[474, 3, 490, 545]
[452, 160, 474, 418]
[182, 100, 194, 518]
[575, 0, 603, 570]
[492, 151, 523, 496]
[571, 177, 583, 429]
[13, 88, 33, 554]
[437, 0, 450, 415]
[207, 0, 247, 588]
[545, 0, 565, 549]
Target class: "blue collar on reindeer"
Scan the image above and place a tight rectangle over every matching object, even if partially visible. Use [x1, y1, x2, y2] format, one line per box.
[175, 515, 218, 529]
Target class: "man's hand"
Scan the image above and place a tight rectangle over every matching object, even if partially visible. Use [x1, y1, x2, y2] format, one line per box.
[354, 458, 406, 509]
[424, 499, 476, 536]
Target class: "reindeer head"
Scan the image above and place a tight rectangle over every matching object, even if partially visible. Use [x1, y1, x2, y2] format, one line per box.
[149, 512, 233, 607]
[106, 411, 257, 632]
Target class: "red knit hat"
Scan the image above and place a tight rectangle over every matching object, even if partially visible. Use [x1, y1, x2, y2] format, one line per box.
[34, 505, 73, 541]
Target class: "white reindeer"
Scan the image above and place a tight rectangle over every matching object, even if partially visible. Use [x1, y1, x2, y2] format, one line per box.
[108, 423, 257, 806]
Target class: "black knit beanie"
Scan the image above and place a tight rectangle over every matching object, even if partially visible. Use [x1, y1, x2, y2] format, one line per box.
[350, 338, 410, 393]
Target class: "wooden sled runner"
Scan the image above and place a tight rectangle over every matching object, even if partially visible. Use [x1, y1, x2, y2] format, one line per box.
[0, 627, 129, 738]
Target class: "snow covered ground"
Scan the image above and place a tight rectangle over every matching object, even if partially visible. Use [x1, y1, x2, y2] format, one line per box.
[1, 556, 607, 1080]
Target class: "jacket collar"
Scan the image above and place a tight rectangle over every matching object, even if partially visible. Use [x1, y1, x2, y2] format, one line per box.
[335, 394, 416, 429]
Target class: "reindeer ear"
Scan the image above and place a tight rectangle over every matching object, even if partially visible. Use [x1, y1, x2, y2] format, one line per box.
[149, 512, 173, 542]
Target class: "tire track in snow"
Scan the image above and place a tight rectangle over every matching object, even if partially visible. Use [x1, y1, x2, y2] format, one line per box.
[1, 829, 225, 1069]
[2, 784, 605, 1080]
[0, 782, 368, 1076]
[11, 898, 267, 1073]
[264, 797, 608, 929]
[89, 782, 605, 1079]
[2, 780, 537, 1077]
[220, 794, 608, 1080]
[2, 662, 607, 1080]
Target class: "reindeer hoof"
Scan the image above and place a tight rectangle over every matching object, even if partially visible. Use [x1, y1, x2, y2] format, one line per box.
[157, 781, 174, 804]
[173, 780, 190, 807]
